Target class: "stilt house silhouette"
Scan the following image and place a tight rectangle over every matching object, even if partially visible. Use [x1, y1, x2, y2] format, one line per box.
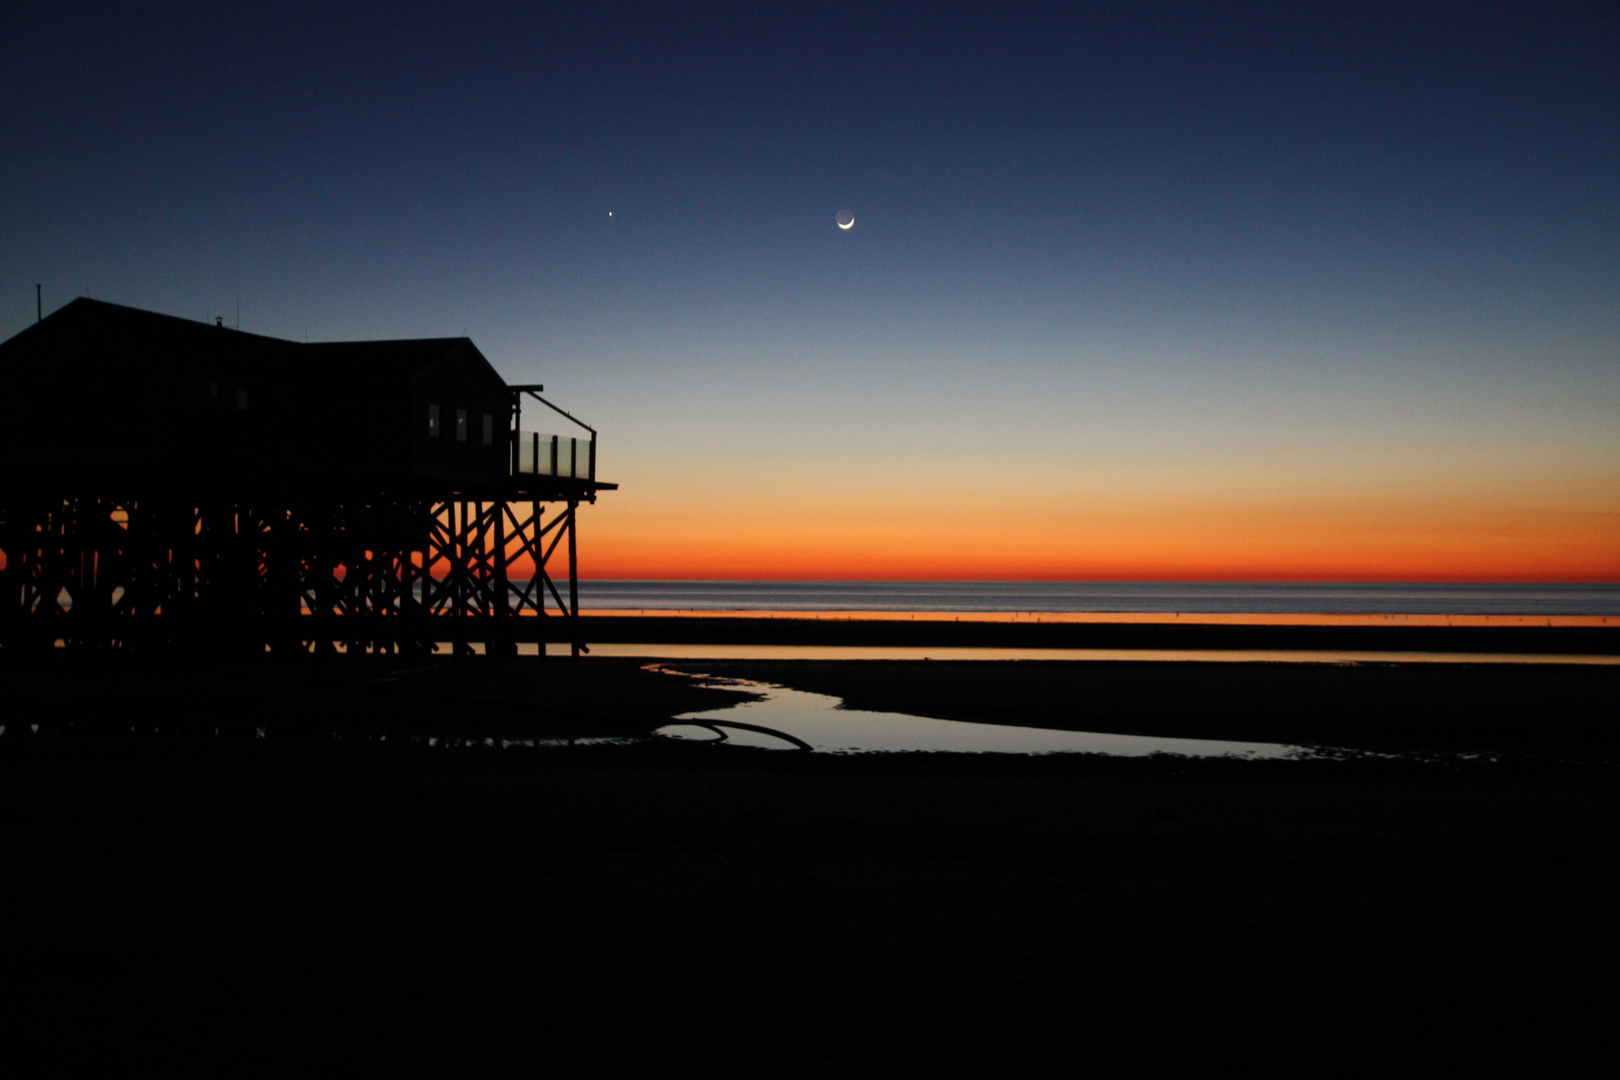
[0, 298, 614, 656]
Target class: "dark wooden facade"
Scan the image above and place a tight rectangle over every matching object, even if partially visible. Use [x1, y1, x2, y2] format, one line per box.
[0, 299, 614, 657]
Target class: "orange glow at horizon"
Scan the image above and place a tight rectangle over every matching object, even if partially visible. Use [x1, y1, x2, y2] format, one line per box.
[552, 495, 1620, 583]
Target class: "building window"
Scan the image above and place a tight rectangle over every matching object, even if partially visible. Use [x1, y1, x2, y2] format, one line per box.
[235, 386, 248, 411]
[456, 408, 468, 442]
[428, 403, 441, 437]
[482, 413, 494, 446]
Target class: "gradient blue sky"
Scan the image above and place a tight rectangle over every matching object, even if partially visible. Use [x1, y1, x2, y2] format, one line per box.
[4, 2, 1616, 578]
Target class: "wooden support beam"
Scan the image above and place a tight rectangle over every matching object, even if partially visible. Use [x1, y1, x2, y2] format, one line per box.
[2, 482, 596, 658]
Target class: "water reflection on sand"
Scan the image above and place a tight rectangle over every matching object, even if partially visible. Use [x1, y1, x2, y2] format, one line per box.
[659, 672, 1304, 758]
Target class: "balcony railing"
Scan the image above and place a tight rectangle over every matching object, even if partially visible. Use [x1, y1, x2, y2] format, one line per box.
[513, 429, 595, 481]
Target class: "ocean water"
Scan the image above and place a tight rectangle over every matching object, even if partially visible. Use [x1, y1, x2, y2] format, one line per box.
[576, 580, 1620, 616]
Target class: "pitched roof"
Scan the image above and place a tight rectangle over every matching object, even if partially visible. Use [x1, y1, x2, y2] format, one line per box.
[0, 297, 486, 383]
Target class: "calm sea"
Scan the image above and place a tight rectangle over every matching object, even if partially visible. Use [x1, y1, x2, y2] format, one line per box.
[576, 581, 1620, 616]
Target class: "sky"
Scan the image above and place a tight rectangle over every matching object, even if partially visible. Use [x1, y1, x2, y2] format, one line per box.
[3, 1, 1616, 580]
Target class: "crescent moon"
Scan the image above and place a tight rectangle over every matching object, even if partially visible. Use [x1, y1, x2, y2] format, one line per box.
[837, 217, 854, 230]
[837, 209, 855, 229]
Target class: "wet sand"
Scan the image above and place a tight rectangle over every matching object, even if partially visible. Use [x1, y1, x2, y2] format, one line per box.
[691, 658, 1620, 759]
[576, 613, 1620, 655]
[3, 637, 1617, 1072]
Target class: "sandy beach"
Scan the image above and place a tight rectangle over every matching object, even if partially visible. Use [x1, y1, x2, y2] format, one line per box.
[4, 628, 1617, 1072]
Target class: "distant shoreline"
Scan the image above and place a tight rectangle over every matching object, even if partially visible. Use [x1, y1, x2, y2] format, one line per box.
[567, 579, 1620, 618]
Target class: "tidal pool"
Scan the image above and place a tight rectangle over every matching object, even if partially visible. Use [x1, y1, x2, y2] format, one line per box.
[657, 672, 1305, 758]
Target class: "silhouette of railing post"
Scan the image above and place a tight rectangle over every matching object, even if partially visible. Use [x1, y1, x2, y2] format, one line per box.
[567, 499, 581, 657]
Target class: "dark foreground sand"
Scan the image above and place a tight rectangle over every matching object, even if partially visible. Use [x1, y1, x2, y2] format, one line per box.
[3, 646, 1617, 1074]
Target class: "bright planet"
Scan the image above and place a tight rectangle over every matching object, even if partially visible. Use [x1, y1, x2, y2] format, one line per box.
[836, 209, 854, 229]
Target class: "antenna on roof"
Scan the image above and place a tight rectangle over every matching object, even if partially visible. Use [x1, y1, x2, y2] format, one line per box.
[35, 283, 41, 323]
[235, 298, 240, 330]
